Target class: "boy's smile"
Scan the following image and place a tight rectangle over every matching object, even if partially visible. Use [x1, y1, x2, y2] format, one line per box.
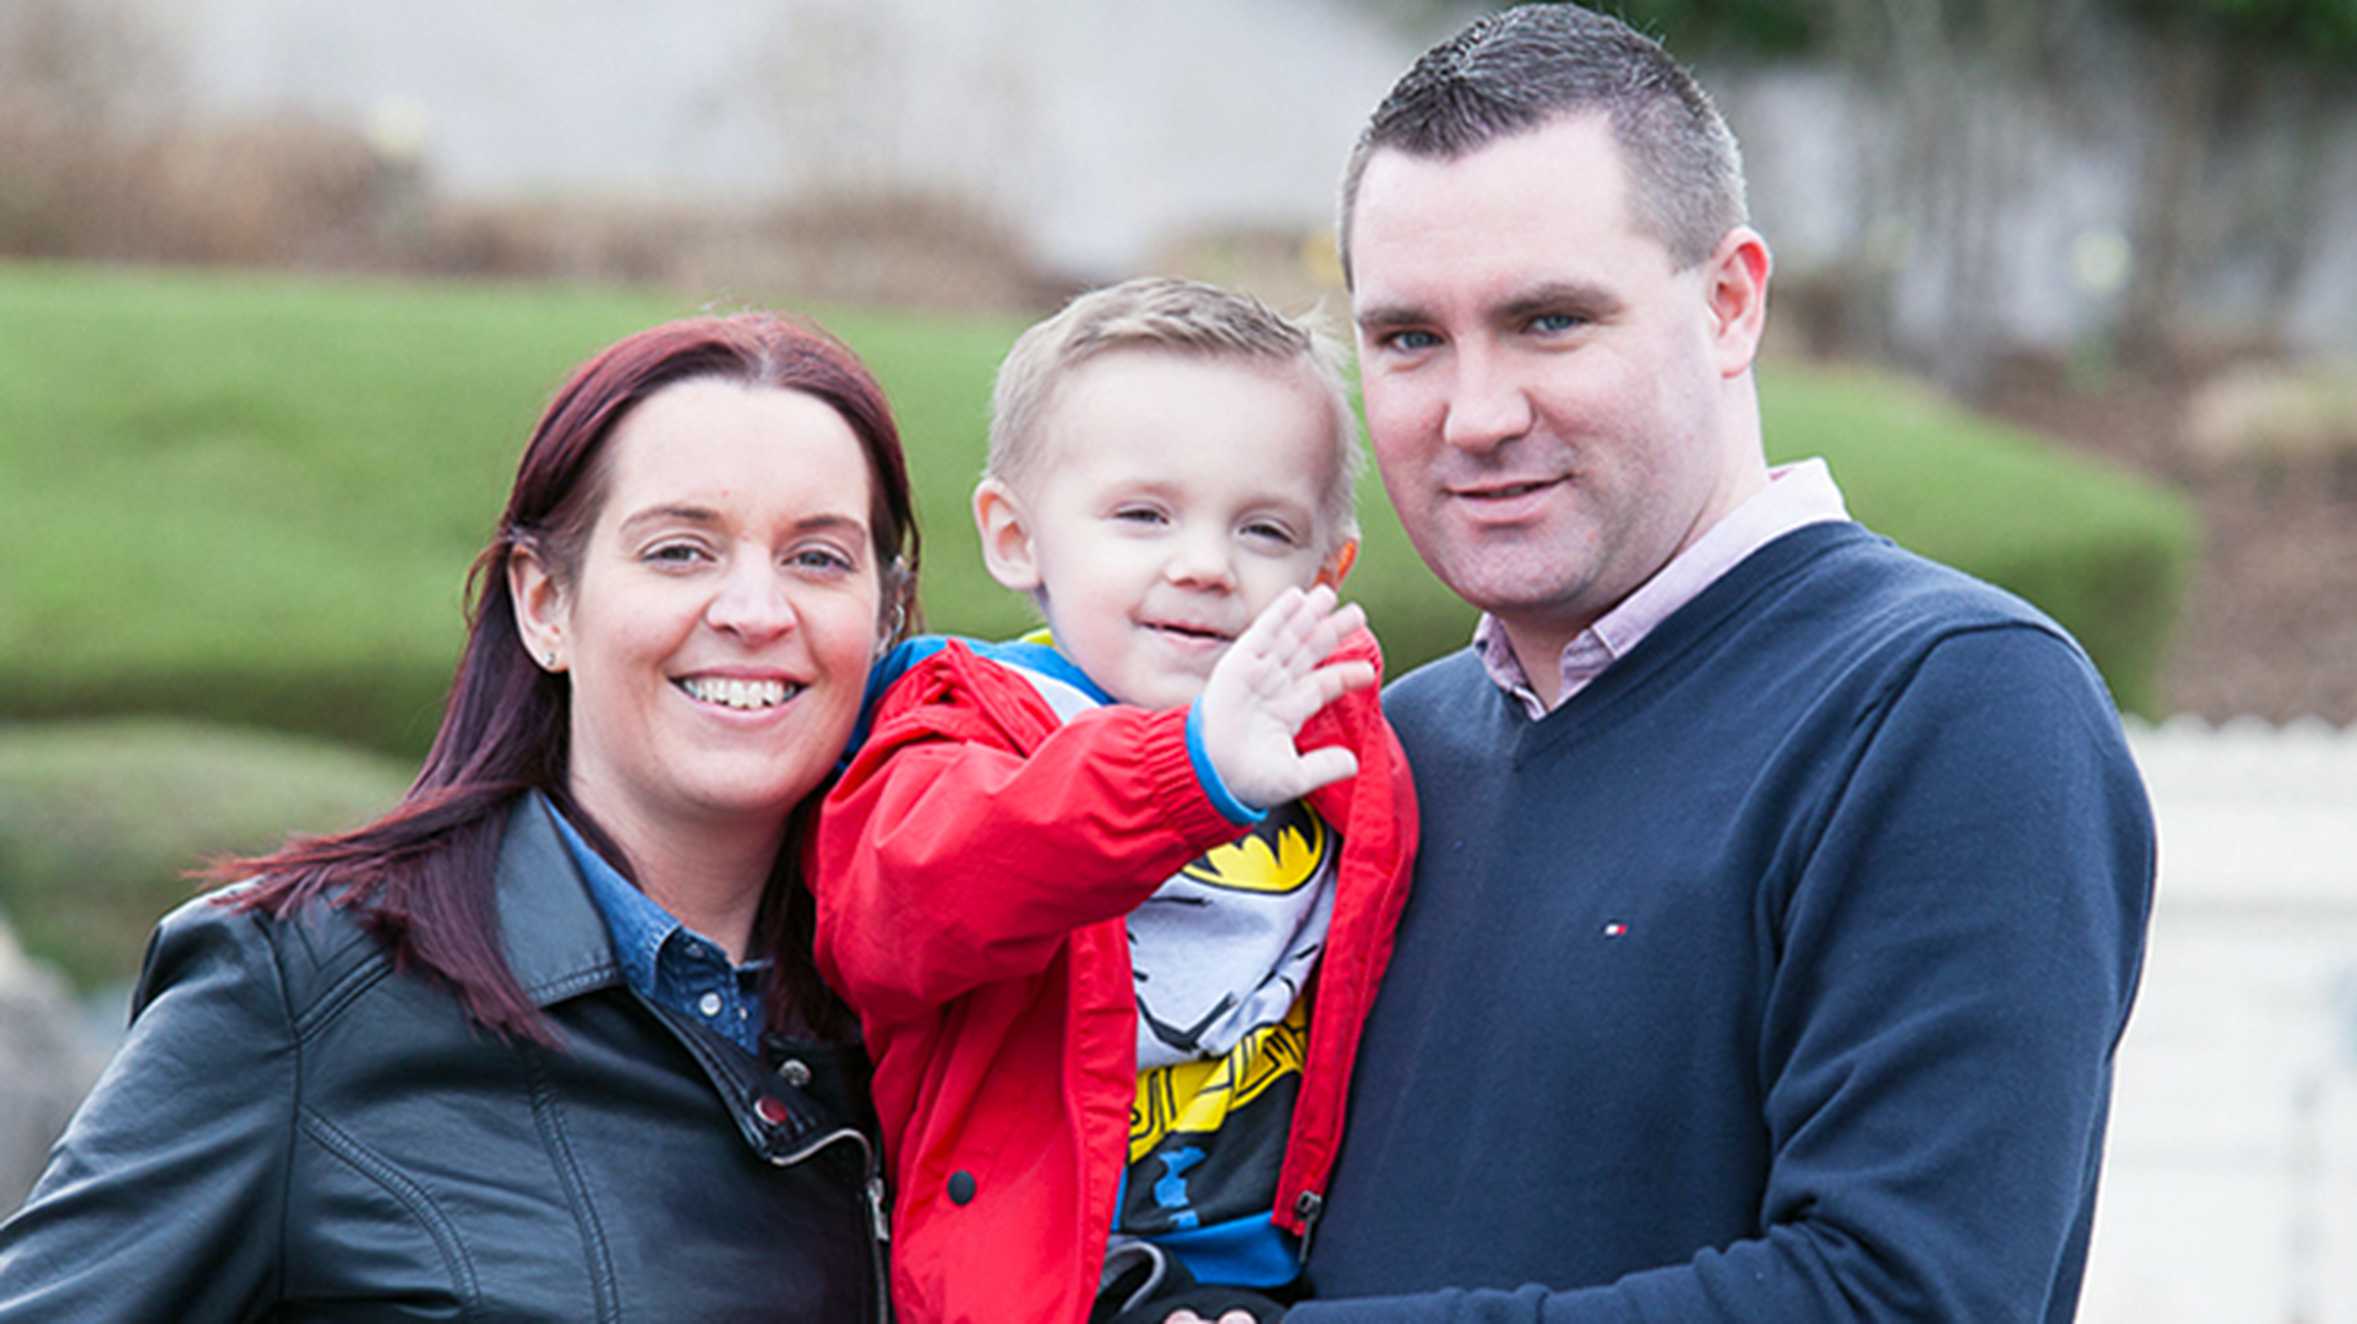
[974, 348, 1353, 710]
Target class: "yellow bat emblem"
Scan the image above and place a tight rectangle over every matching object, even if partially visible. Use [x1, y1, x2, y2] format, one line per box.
[1130, 1000, 1309, 1160]
[1180, 801, 1329, 895]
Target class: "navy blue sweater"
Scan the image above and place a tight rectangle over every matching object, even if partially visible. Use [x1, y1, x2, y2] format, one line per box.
[1296, 523, 2154, 1323]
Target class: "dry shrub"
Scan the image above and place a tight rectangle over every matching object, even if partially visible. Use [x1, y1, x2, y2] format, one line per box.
[2, 112, 403, 269]
[426, 192, 1060, 314]
[1146, 225, 1346, 325]
[715, 194, 1063, 312]
[124, 118, 397, 268]
[2183, 361, 2357, 474]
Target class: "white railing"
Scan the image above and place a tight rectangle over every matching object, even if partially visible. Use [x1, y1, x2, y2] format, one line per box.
[2083, 719, 2357, 1324]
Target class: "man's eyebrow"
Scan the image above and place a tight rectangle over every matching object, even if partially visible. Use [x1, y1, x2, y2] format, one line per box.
[1354, 281, 1624, 333]
[1497, 280, 1622, 323]
[1353, 300, 1432, 332]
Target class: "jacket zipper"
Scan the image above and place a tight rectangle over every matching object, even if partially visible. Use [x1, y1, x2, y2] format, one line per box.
[1294, 1189, 1325, 1266]
[771, 1126, 892, 1324]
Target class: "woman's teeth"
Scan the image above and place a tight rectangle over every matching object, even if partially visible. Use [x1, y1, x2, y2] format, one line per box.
[676, 677, 796, 710]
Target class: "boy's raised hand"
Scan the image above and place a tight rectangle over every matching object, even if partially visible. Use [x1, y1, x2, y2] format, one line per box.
[1195, 585, 1375, 811]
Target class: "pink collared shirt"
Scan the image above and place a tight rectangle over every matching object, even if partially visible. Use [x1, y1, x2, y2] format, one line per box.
[1473, 459, 1852, 718]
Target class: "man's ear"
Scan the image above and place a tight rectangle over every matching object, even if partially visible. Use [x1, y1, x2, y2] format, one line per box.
[971, 477, 1043, 593]
[1315, 536, 1360, 589]
[508, 541, 569, 673]
[1703, 225, 1772, 378]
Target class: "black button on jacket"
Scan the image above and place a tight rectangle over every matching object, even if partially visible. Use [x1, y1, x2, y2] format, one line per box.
[0, 798, 885, 1321]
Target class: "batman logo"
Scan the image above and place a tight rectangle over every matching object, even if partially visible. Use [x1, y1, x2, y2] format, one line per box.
[1180, 800, 1329, 895]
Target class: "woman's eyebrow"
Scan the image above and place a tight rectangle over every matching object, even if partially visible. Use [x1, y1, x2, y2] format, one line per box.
[618, 503, 722, 535]
[619, 505, 873, 543]
[790, 512, 873, 538]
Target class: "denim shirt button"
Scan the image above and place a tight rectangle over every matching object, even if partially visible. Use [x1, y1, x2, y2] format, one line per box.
[696, 991, 724, 1017]
[776, 1058, 812, 1088]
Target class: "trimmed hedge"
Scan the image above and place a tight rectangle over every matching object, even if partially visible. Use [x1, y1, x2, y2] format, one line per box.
[1762, 367, 2195, 715]
[0, 261, 2191, 761]
[0, 719, 412, 989]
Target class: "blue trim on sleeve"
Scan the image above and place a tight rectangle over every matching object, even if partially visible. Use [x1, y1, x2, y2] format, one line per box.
[842, 632, 1134, 772]
[964, 637, 1117, 705]
[1187, 700, 1267, 826]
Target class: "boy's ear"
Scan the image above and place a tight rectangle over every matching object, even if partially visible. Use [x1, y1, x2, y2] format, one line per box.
[507, 541, 569, 673]
[1315, 536, 1360, 589]
[972, 477, 1043, 593]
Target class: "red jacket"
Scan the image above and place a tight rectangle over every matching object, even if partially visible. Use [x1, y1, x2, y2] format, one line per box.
[813, 633, 1417, 1324]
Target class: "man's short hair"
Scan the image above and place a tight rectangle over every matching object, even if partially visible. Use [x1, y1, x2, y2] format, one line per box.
[1339, 2, 1748, 278]
[988, 276, 1363, 548]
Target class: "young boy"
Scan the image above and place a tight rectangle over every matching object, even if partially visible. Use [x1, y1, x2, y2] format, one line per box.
[814, 278, 1417, 1324]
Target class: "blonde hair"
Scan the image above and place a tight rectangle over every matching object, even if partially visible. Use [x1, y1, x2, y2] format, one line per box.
[988, 276, 1363, 548]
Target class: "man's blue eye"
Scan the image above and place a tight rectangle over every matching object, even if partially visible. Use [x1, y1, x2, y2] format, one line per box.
[1530, 313, 1585, 334]
[1385, 330, 1440, 352]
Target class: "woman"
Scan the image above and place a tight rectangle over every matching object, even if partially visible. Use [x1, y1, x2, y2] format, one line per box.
[0, 313, 919, 1321]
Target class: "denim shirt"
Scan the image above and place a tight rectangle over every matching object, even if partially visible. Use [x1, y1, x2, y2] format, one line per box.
[542, 794, 768, 1054]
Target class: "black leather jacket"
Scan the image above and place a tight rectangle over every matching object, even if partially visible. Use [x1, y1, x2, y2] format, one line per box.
[0, 798, 887, 1322]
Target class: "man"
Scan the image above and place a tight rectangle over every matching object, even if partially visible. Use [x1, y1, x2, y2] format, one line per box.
[1282, 6, 2155, 1321]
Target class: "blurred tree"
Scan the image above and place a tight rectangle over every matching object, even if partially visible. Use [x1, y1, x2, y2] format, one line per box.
[2106, 0, 2357, 368]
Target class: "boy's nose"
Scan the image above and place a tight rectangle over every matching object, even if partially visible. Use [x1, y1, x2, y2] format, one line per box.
[1164, 532, 1237, 590]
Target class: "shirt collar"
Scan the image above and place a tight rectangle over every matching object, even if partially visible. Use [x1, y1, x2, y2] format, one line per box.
[541, 792, 681, 1003]
[1474, 458, 1851, 716]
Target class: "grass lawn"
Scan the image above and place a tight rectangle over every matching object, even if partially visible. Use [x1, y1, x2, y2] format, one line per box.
[1, 260, 2190, 759]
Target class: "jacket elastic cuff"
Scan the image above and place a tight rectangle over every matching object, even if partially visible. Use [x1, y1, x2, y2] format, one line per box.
[1186, 700, 1268, 826]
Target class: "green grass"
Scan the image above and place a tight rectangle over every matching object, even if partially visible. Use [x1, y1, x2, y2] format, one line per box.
[0, 260, 2190, 756]
[0, 719, 413, 989]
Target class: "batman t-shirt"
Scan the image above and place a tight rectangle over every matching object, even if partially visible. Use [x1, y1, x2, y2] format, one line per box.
[1118, 800, 1340, 1256]
[955, 633, 1341, 1275]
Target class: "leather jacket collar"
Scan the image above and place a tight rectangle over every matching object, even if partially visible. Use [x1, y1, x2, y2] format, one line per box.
[494, 794, 631, 1008]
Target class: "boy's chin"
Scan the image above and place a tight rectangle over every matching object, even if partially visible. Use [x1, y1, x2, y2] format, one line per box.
[1109, 670, 1211, 712]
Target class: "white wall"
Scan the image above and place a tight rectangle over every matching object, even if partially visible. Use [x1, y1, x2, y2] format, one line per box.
[139, 0, 1425, 278]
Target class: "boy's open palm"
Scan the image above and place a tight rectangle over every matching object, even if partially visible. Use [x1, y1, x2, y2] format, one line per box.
[1196, 585, 1375, 810]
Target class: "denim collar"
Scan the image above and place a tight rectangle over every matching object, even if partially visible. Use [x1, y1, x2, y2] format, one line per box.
[540, 794, 679, 1002]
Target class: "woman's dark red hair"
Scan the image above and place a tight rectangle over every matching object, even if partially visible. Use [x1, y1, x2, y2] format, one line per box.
[213, 312, 921, 1042]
